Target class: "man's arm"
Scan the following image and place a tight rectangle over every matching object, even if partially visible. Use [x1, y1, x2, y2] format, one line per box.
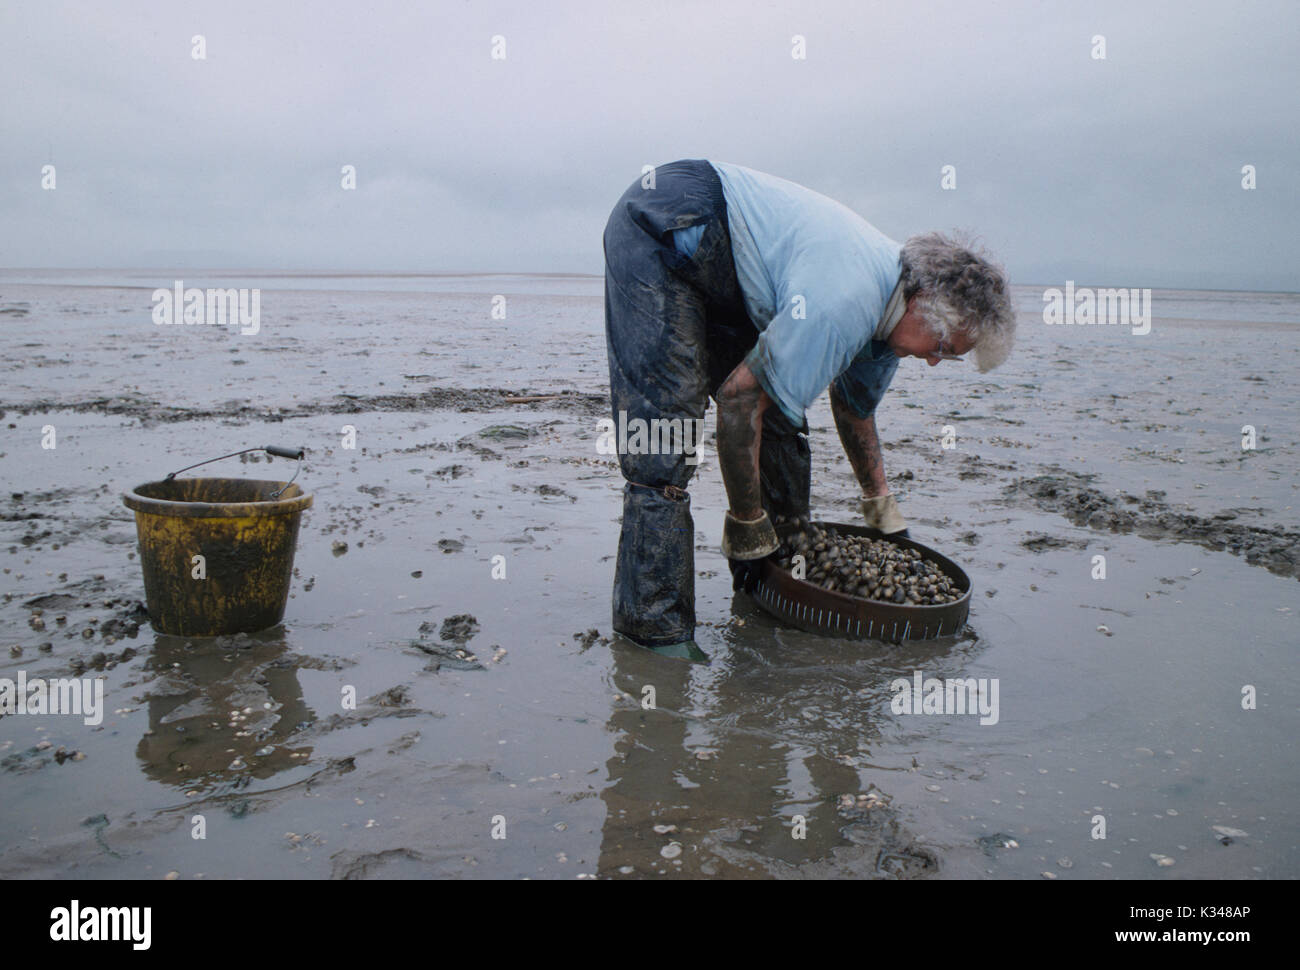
[830, 384, 888, 497]
[716, 360, 771, 520]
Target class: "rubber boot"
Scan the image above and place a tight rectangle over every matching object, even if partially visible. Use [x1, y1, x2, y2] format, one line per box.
[613, 631, 710, 663]
[612, 482, 696, 648]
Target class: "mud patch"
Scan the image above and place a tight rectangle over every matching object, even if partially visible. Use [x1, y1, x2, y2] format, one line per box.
[0, 387, 608, 425]
[16, 580, 148, 657]
[479, 424, 533, 441]
[331, 846, 436, 879]
[1020, 533, 1089, 554]
[367, 685, 411, 708]
[1005, 470, 1300, 578]
[536, 484, 575, 502]
[433, 615, 478, 643]
[572, 628, 609, 649]
[409, 616, 486, 671]
[778, 788, 941, 880]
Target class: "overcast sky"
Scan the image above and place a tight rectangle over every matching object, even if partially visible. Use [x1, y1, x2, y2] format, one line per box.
[2, 0, 1296, 290]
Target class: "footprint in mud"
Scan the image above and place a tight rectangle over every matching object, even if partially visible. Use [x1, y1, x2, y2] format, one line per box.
[833, 798, 941, 878]
[874, 843, 939, 877]
[330, 847, 432, 880]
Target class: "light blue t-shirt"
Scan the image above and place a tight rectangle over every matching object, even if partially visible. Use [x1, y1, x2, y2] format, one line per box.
[670, 161, 901, 425]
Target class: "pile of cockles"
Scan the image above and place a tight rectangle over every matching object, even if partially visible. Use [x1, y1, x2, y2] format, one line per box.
[773, 519, 962, 605]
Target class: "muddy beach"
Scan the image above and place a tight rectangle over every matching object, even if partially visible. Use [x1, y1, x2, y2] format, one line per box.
[1, 274, 1297, 879]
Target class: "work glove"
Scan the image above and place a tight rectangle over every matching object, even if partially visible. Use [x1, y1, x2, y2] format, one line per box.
[861, 493, 908, 536]
[720, 509, 779, 561]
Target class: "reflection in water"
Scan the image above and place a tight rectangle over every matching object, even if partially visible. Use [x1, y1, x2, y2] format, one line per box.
[135, 628, 315, 794]
[598, 599, 981, 878]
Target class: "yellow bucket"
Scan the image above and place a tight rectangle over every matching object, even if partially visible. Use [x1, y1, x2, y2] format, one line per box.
[123, 476, 312, 636]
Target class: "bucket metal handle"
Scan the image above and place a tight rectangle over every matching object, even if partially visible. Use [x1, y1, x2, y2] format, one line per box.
[164, 446, 307, 499]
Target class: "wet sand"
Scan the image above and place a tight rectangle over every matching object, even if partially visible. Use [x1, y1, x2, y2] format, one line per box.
[1, 274, 1297, 879]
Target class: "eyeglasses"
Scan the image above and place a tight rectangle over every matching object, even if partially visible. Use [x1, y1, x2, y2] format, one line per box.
[931, 340, 965, 362]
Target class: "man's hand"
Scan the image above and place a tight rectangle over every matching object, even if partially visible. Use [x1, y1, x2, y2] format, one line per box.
[861, 493, 908, 536]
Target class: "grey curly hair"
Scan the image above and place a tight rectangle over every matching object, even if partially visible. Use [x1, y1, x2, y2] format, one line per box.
[899, 231, 1016, 372]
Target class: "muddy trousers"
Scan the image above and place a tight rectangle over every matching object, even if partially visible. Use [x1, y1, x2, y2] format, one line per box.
[603, 160, 811, 646]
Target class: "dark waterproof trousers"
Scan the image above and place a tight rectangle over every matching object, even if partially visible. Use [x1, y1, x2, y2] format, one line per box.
[603, 159, 811, 646]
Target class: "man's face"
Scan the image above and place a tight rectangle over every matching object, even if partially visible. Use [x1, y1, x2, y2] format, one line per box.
[887, 297, 974, 366]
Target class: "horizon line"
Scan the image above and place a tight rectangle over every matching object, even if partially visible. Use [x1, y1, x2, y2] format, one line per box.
[0, 267, 1296, 297]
